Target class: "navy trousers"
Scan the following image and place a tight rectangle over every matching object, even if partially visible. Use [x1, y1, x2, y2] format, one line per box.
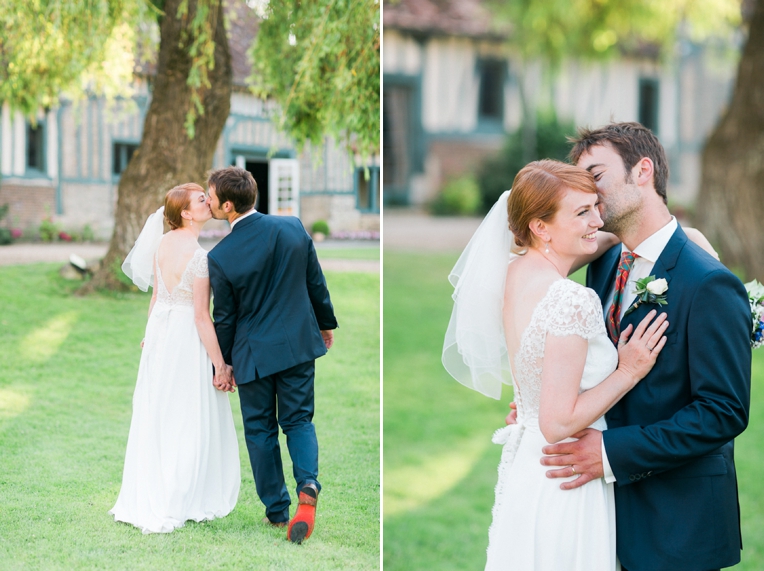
[237, 360, 320, 523]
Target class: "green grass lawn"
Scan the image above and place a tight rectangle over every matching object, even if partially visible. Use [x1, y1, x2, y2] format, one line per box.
[383, 251, 764, 571]
[0, 264, 379, 570]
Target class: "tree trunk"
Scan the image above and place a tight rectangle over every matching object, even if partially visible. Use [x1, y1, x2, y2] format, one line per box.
[695, 0, 764, 280]
[82, 0, 232, 292]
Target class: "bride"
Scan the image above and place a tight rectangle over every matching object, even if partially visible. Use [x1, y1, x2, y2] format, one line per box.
[110, 183, 240, 534]
[443, 160, 668, 570]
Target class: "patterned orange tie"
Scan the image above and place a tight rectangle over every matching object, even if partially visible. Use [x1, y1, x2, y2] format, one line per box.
[607, 251, 638, 344]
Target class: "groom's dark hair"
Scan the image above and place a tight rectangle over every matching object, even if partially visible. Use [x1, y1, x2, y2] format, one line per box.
[207, 166, 257, 213]
[568, 121, 669, 204]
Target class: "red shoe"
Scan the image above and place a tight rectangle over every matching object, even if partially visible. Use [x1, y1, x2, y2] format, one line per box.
[287, 483, 319, 544]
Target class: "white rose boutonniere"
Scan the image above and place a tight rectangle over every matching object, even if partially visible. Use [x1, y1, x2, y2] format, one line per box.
[646, 278, 668, 295]
[624, 276, 668, 317]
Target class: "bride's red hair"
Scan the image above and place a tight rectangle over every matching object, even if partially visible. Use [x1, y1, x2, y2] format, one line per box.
[164, 183, 205, 230]
[507, 160, 596, 249]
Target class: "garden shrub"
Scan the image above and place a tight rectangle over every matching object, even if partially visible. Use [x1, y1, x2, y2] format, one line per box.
[477, 111, 577, 213]
[0, 204, 11, 245]
[431, 174, 482, 216]
[311, 220, 330, 235]
[39, 218, 60, 242]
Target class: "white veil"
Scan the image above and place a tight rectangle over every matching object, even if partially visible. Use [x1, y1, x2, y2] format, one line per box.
[442, 190, 518, 400]
[122, 206, 165, 292]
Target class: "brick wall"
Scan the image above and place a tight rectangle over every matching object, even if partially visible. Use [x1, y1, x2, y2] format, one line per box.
[0, 182, 57, 234]
[428, 138, 503, 187]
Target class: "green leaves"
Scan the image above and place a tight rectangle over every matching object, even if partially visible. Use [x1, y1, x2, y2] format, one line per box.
[177, 0, 218, 139]
[0, 0, 148, 115]
[1, 0, 379, 154]
[484, 0, 741, 65]
[249, 0, 380, 162]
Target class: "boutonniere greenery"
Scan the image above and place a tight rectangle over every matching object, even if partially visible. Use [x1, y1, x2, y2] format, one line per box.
[744, 280, 764, 349]
[624, 276, 668, 317]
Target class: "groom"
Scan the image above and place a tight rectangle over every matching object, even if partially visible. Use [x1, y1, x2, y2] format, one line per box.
[541, 122, 751, 571]
[205, 166, 338, 544]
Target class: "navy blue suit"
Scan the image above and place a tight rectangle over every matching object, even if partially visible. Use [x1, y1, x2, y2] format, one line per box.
[587, 227, 751, 571]
[208, 212, 337, 522]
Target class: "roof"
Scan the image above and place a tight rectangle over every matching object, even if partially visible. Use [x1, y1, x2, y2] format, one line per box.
[226, 0, 260, 87]
[383, 0, 509, 40]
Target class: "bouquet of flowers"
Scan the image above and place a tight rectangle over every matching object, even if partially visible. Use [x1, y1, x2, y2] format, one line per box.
[744, 280, 764, 349]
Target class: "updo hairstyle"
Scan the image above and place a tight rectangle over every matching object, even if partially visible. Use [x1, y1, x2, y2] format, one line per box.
[164, 183, 205, 230]
[507, 160, 597, 250]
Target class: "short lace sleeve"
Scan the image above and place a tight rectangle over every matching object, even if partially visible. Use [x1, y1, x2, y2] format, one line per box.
[540, 280, 605, 340]
[189, 249, 209, 279]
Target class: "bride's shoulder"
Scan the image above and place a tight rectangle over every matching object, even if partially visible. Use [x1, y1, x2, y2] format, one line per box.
[542, 279, 600, 309]
[189, 245, 208, 266]
[537, 280, 604, 338]
[547, 278, 587, 295]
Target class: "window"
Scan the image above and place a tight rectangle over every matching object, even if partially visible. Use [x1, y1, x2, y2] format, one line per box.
[26, 122, 45, 172]
[356, 166, 380, 213]
[478, 59, 506, 123]
[113, 142, 139, 175]
[639, 78, 660, 134]
[383, 85, 410, 189]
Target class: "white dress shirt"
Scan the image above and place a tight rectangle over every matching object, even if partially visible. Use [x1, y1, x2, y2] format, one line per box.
[229, 208, 256, 230]
[601, 216, 677, 483]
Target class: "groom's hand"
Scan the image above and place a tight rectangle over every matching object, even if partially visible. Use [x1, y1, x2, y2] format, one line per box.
[540, 428, 604, 490]
[321, 329, 334, 350]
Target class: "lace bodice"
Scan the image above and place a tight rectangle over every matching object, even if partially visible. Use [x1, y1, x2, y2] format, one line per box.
[156, 248, 208, 306]
[512, 279, 617, 423]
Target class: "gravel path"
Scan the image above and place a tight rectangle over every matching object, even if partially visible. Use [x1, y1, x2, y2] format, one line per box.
[0, 243, 109, 266]
[0, 242, 379, 273]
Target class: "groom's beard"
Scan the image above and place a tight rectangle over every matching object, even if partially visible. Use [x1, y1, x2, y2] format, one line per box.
[210, 207, 226, 220]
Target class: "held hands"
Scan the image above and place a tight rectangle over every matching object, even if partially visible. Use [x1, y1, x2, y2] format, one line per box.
[213, 364, 237, 393]
[616, 310, 669, 386]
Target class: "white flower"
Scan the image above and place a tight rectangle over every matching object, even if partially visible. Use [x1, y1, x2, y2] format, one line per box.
[646, 278, 668, 295]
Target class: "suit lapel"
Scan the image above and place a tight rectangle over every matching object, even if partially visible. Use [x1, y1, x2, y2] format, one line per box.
[590, 244, 622, 303]
[620, 226, 687, 330]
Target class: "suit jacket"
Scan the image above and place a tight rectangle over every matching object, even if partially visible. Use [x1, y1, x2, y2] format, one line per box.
[207, 213, 338, 383]
[587, 226, 751, 571]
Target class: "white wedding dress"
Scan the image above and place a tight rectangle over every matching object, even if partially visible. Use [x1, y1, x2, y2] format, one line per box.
[486, 278, 619, 570]
[110, 247, 240, 534]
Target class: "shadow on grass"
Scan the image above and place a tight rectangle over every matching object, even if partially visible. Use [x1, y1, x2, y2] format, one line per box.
[0, 263, 380, 570]
[384, 443, 500, 571]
